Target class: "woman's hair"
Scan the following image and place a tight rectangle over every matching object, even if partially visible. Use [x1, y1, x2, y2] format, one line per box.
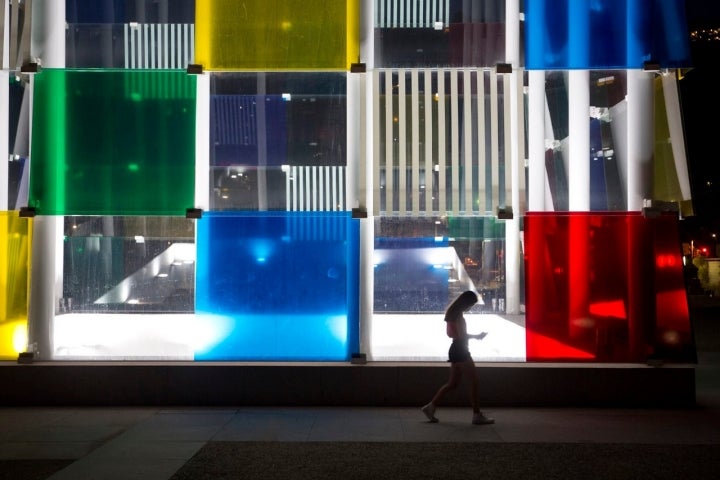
[445, 290, 478, 320]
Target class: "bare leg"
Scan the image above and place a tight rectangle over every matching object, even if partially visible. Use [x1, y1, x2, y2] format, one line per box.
[460, 360, 480, 414]
[431, 363, 463, 405]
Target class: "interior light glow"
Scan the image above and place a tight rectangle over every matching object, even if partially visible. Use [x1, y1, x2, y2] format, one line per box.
[127, 299, 139, 304]
[12, 322, 28, 354]
[134, 235, 145, 243]
[157, 273, 169, 278]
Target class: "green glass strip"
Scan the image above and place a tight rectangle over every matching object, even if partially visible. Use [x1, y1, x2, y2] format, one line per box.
[29, 69, 196, 215]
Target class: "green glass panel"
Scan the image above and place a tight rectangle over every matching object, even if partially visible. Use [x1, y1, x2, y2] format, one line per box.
[196, 0, 359, 70]
[0, 212, 32, 359]
[29, 69, 196, 215]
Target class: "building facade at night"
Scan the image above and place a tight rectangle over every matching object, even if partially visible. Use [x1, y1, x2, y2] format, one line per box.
[1, 0, 696, 371]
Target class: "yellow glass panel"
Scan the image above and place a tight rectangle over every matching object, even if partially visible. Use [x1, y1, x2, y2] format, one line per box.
[0, 212, 32, 359]
[196, 0, 359, 70]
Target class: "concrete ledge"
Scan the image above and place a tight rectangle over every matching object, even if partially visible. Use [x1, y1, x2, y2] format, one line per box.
[0, 362, 696, 408]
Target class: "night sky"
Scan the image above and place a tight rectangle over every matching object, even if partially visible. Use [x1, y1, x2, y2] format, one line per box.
[677, 1, 720, 242]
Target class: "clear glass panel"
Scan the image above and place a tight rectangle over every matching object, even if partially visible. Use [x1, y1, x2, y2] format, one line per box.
[653, 75, 683, 207]
[525, 0, 691, 70]
[375, 69, 506, 216]
[544, 70, 629, 212]
[67, 0, 196, 23]
[62, 216, 195, 313]
[374, 216, 506, 313]
[195, 0, 359, 70]
[0, 212, 32, 359]
[7, 76, 29, 210]
[374, 0, 506, 68]
[209, 72, 347, 211]
[66, 23, 195, 69]
[195, 211, 358, 360]
[29, 69, 196, 216]
[524, 212, 694, 363]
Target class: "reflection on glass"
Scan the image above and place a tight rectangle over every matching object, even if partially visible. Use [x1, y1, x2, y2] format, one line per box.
[375, 69, 507, 215]
[66, 0, 196, 23]
[29, 69, 196, 215]
[195, 0, 359, 70]
[62, 217, 195, 313]
[374, 0, 506, 67]
[373, 216, 505, 313]
[210, 72, 347, 211]
[66, 23, 195, 69]
[525, 0, 691, 69]
[195, 211, 358, 360]
[544, 70, 629, 212]
[525, 212, 694, 363]
[0, 212, 32, 359]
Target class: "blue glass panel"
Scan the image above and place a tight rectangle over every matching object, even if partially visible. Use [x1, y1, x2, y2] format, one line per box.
[195, 211, 358, 361]
[525, 0, 691, 69]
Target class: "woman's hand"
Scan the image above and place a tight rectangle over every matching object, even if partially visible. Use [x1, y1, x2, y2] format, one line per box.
[474, 332, 488, 340]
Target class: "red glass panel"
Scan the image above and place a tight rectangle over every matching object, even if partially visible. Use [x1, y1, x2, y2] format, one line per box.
[524, 212, 695, 363]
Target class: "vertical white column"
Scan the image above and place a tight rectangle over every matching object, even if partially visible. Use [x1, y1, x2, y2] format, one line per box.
[566, 1, 591, 336]
[476, 70, 486, 213]
[504, 0, 521, 314]
[424, 69, 433, 213]
[527, 70, 546, 211]
[411, 69, 420, 215]
[626, 69, 654, 211]
[256, 73, 268, 211]
[398, 70, 407, 213]
[462, 70, 472, 213]
[568, 70, 590, 211]
[347, 72, 361, 210]
[27, 0, 66, 360]
[449, 69, 459, 215]
[0, 0, 8, 210]
[437, 70, 447, 213]
[195, 73, 210, 211]
[384, 71, 393, 213]
[360, 0, 375, 358]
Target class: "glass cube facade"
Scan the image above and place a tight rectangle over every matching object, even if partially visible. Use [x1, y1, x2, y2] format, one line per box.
[0, 0, 695, 364]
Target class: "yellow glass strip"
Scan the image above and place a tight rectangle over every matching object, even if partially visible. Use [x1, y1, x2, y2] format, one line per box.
[0, 212, 32, 359]
[196, 0, 356, 70]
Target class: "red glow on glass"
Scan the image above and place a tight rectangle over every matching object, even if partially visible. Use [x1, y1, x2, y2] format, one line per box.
[525, 329, 595, 360]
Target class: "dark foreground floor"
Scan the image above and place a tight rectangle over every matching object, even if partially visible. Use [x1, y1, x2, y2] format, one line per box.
[171, 442, 720, 480]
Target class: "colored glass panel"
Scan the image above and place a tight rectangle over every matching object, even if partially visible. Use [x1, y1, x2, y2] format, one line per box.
[29, 69, 196, 215]
[524, 212, 694, 363]
[195, 0, 360, 70]
[374, 216, 505, 313]
[0, 212, 32, 359]
[374, 0, 506, 67]
[195, 211, 359, 360]
[525, 0, 691, 70]
[62, 217, 195, 313]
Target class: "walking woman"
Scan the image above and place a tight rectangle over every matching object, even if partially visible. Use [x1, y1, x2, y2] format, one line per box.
[421, 290, 494, 425]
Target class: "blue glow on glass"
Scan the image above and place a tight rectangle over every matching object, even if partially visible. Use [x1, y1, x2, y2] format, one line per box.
[195, 211, 357, 361]
[525, 0, 691, 70]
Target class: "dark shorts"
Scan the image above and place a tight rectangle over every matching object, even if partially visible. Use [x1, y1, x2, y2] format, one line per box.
[448, 341, 473, 363]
